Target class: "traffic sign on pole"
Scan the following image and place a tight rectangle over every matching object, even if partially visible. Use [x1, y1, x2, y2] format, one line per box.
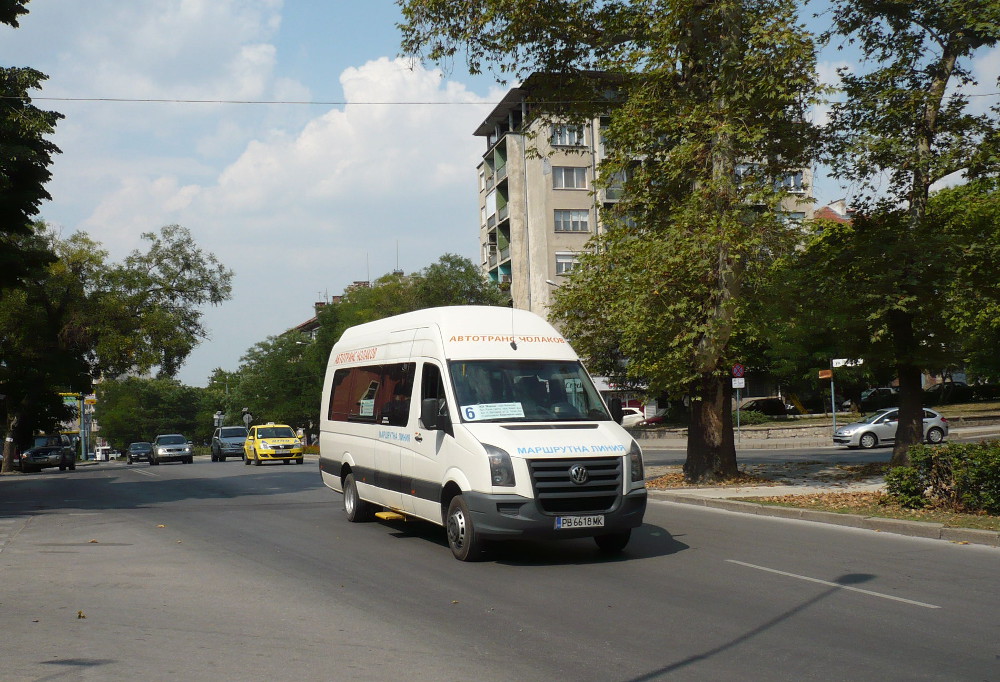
[732, 363, 745, 378]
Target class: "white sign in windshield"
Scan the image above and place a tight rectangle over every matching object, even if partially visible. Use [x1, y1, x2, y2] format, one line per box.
[461, 403, 526, 421]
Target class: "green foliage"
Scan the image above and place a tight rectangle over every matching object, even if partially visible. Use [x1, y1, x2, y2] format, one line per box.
[884, 466, 928, 509]
[96, 377, 207, 447]
[0, 65, 63, 291]
[0, 225, 232, 470]
[886, 441, 1000, 514]
[734, 409, 772, 426]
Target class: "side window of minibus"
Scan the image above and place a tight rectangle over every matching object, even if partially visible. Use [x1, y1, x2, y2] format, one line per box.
[378, 363, 415, 427]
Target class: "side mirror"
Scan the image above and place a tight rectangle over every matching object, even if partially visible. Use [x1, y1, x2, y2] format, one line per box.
[609, 397, 624, 425]
[421, 398, 453, 435]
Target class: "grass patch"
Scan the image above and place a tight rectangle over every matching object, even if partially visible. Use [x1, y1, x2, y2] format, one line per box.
[743, 491, 1000, 531]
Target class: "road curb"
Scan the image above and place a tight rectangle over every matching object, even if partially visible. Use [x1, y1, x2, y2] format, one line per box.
[650, 490, 1000, 547]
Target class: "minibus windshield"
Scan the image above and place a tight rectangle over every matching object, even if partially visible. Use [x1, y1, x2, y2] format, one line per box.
[449, 360, 612, 423]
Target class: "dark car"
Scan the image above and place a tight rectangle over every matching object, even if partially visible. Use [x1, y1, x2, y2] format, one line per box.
[211, 426, 248, 462]
[126, 441, 153, 464]
[923, 381, 974, 406]
[20, 434, 76, 473]
[842, 387, 899, 412]
[740, 397, 791, 416]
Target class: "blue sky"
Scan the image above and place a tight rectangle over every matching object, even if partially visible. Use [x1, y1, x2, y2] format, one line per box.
[1, 1, 996, 387]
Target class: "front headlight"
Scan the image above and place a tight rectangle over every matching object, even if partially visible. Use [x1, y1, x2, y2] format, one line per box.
[628, 441, 644, 483]
[483, 443, 515, 487]
[260, 440, 271, 449]
[157, 448, 168, 455]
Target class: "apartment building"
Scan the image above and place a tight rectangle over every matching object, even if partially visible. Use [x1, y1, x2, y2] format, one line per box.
[474, 78, 815, 317]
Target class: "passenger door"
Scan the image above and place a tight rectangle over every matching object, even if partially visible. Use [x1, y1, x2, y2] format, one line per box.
[402, 362, 450, 520]
[372, 363, 415, 512]
[873, 410, 899, 443]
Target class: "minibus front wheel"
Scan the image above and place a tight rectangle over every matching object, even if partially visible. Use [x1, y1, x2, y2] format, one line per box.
[446, 495, 486, 561]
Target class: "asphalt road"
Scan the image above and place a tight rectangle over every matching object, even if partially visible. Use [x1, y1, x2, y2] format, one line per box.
[1, 459, 998, 681]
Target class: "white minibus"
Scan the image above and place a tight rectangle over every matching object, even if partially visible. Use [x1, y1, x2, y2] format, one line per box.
[318, 306, 647, 560]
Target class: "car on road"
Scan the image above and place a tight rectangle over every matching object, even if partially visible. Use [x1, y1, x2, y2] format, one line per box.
[243, 423, 303, 465]
[20, 434, 76, 473]
[126, 442, 153, 464]
[151, 434, 194, 465]
[833, 407, 948, 449]
[211, 426, 248, 462]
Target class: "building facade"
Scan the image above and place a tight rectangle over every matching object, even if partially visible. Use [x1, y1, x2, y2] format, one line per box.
[474, 81, 815, 318]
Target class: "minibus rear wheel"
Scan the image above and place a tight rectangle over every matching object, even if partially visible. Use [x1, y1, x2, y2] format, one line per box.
[446, 495, 486, 561]
[344, 473, 374, 522]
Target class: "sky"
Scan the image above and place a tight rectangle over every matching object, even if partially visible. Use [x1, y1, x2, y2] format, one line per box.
[2, 1, 997, 387]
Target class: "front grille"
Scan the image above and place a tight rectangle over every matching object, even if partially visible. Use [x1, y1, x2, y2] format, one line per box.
[527, 457, 622, 514]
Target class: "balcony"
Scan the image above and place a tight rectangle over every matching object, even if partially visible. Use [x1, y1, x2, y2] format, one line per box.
[499, 246, 510, 262]
[498, 204, 509, 222]
[496, 164, 507, 182]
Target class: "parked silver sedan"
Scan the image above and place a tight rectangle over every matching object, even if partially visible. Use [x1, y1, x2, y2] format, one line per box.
[833, 407, 948, 449]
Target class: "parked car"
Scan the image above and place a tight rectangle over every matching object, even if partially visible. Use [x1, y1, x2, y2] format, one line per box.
[740, 397, 791, 416]
[243, 423, 303, 465]
[151, 434, 194, 465]
[923, 381, 974, 406]
[20, 434, 76, 473]
[126, 441, 153, 464]
[833, 407, 948, 449]
[620, 407, 646, 428]
[211, 426, 248, 462]
[841, 386, 899, 412]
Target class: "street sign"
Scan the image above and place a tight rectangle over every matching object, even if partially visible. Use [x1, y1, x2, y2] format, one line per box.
[832, 358, 863, 368]
[818, 369, 833, 379]
[732, 378, 745, 389]
[732, 363, 745, 378]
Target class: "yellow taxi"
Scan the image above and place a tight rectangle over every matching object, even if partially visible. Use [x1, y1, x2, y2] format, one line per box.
[243, 423, 304, 465]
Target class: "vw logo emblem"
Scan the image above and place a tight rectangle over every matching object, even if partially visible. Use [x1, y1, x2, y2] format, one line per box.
[569, 464, 589, 485]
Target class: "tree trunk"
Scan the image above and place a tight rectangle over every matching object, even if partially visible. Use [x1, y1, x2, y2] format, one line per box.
[889, 310, 923, 467]
[684, 372, 738, 482]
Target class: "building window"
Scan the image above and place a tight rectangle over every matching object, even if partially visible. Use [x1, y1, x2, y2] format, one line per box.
[551, 124, 584, 147]
[555, 252, 578, 275]
[554, 209, 590, 233]
[478, 168, 485, 191]
[553, 167, 588, 189]
[780, 171, 805, 193]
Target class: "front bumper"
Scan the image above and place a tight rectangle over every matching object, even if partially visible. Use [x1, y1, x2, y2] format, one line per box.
[256, 450, 303, 461]
[462, 488, 647, 541]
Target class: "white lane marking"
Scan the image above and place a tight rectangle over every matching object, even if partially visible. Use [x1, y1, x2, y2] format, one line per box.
[726, 560, 941, 609]
[128, 469, 158, 477]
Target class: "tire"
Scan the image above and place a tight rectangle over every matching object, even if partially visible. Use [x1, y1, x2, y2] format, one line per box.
[244, 454, 251, 466]
[151, 457, 159, 466]
[295, 458, 303, 465]
[926, 427, 944, 444]
[219, 456, 226, 462]
[185, 456, 193, 464]
[859, 432, 878, 449]
[594, 530, 631, 553]
[69, 461, 76, 471]
[343, 473, 374, 522]
[446, 495, 486, 561]
[252, 450, 260, 466]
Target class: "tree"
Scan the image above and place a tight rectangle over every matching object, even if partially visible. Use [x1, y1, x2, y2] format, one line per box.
[1, 225, 233, 472]
[0, 3, 63, 291]
[95, 377, 207, 448]
[820, 1, 1000, 464]
[400, 0, 822, 481]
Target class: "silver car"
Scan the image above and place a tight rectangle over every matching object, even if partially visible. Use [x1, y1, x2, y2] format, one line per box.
[151, 434, 194, 465]
[833, 407, 948, 449]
